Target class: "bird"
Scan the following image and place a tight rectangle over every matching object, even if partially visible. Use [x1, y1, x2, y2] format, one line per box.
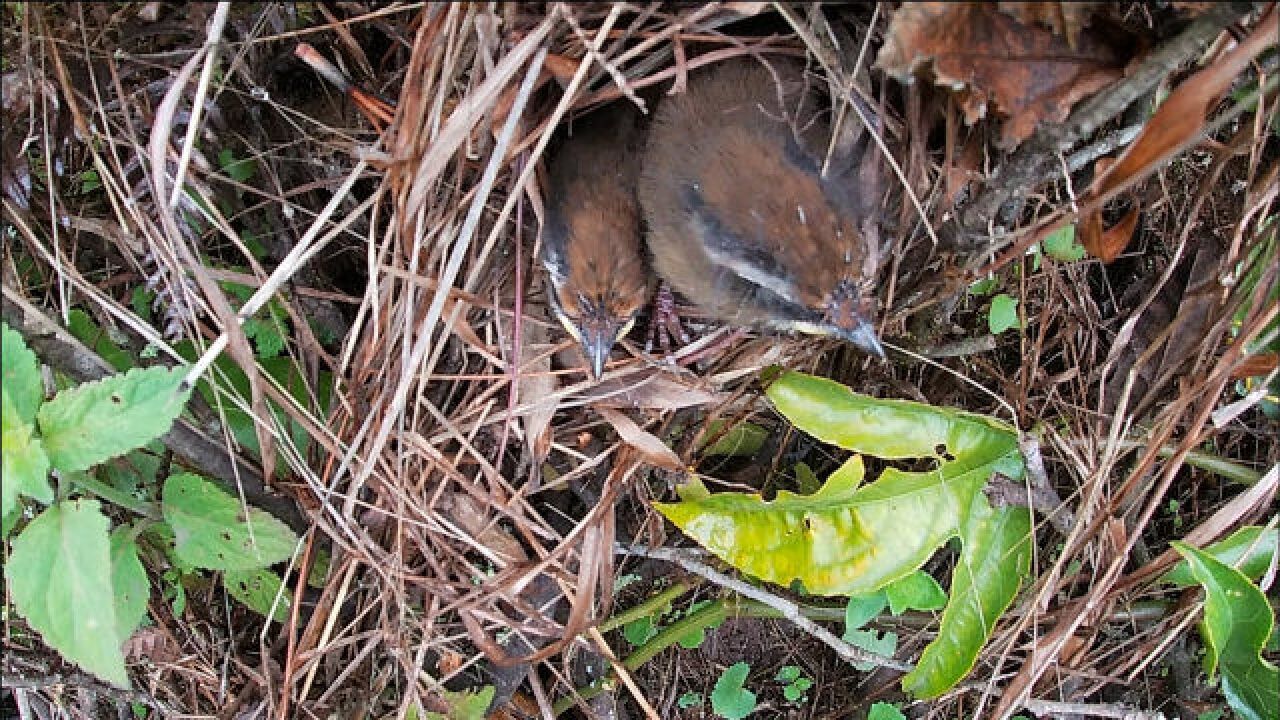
[638, 57, 886, 357]
[541, 102, 652, 379]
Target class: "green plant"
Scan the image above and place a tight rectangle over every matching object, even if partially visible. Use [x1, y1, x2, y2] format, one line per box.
[657, 369, 1034, 698]
[2, 323, 299, 688]
[711, 662, 757, 719]
[775, 665, 811, 703]
[1170, 541, 1278, 720]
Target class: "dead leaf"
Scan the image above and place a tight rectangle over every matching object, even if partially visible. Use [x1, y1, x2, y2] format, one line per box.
[1085, 7, 1278, 204]
[997, 2, 1098, 49]
[1231, 352, 1278, 379]
[1080, 206, 1139, 263]
[577, 367, 723, 410]
[517, 310, 557, 462]
[876, 2, 1126, 147]
[596, 406, 684, 471]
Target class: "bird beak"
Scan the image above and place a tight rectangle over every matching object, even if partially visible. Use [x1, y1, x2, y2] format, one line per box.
[582, 328, 615, 380]
[837, 317, 886, 359]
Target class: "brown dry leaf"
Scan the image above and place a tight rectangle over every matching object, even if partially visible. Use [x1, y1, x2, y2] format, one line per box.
[997, 2, 1098, 49]
[1085, 7, 1278, 204]
[438, 493, 528, 565]
[579, 367, 723, 410]
[123, 626, 179, 664]
[1080, 206, 1139, 263]
[595, 406, 683, 471]
[876, 2, 1124, 147]
[517, 306, 557, 462]
[1231, 352, 1278, 379]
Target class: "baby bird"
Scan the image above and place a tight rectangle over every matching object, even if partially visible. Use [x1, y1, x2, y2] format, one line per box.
[639, 58, 885, 357]
[542, 103, 652, 379]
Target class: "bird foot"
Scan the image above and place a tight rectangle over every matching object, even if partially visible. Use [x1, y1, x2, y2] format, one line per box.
[644, 282, 691, 362]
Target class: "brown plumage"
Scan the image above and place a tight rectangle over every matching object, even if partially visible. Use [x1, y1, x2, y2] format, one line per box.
[638, 58, 885, 356]
[542, 103, 652, 379]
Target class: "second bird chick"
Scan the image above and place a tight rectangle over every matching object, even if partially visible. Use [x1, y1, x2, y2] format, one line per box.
[639, 58, 886, 357]
[542, 103, 651, 379]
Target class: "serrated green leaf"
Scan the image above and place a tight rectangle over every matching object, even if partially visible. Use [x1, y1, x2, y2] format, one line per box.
[1163, 527, 1277, 587]
[1042, 225, 1086, 262]
[2, 391, 52, 520]
[903, 499, 1032, 698]
[3, 322, 44, 424]
[1172, 542, 1279, 720]
[885, 570, 947, 614]
[162, 473, 297, 572]
[38, 366, 190, 474]
[5, 499, 129, 687]
[223, 567, 290, 623]
[110, 527, 149, 643]
[988, 294, 1019, 334]
[711, 662, 756, 720]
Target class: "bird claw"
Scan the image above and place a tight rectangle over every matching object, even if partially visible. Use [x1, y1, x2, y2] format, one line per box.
[644, 282, 691, 363]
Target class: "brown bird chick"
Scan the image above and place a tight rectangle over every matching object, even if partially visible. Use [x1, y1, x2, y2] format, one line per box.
[639, 58, 886, 357]
[542, 103, 652, 379]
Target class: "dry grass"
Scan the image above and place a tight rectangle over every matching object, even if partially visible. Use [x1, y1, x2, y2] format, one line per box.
[1, 3, 1276, 719]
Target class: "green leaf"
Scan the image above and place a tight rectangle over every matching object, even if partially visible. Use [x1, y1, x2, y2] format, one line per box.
[677, 692, 702, 709]
[5, 499, 129, 687]
[700, 420, 768, 457]
[794, 462, 821, 495]
[67, 309, 135, 372]
[884, 570, 947, 614]
[425, 686, 494, 720]
[843, 591, 888, 637]
[3, 321, 44, 423]
[2, 391, 52, 520]
[868, 701, 907, 720]
[1041, 225, 1086, 262]
[624, 616, 658, 646]
[660, 370, 1032, 698]
[223, 568, 290, 623]
[162, 473, 298, 572]
[968, 277, 999, 297]
[218, 148, 257, 184]
[779, 666, 811, 703]
[1172, 542, 1279, 720]
[988, 294, 1019, 334]
[903, 499, 1032, 698]
[1162, 527, 1277, 587]
[846, 628, 898, 672]
[711, 662, 756, 720]
[110, 527, 150, 643]
[38, 366, 190, 474]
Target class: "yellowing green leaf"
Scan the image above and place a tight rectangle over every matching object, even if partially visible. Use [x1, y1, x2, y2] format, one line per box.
[162, 473, 297, 572]
[5, 499, 129, 687]
[38, 366, 190, 474]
